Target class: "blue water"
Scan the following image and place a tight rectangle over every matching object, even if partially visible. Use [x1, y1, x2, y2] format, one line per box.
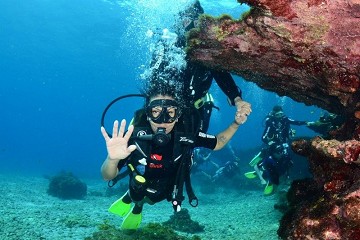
[0, 0, 322, 178]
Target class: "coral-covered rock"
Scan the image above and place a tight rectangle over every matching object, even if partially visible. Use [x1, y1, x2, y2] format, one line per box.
[187, 0, 360, 119]
[186, 1, 360, 238]
[311, 137, 360, 165]
[47, 172, 87, 200]
[163, 208, 205, 234]
[279, 139, 360, 239]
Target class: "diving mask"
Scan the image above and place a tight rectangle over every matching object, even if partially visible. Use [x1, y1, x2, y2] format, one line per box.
[274, 111, 284, 118]
[146, 99, 182, 124]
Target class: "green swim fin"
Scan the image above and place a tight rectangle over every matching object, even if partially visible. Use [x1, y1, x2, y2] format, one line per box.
[244, 171, 257, 179]
[121, 212, 142, 230]
[108, 195, 131, 217]
[263, 182, 274, 196]
[249, 151, 263, 167]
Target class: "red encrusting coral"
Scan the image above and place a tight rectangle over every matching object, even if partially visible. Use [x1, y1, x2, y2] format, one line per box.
[280, 139, 360, 239]
[187, 1, 360, 238]
[188, 0, 360, 120]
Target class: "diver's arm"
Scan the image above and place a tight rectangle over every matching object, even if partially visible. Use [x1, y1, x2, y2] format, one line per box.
[214, 102, 252, 150]
[261, 118, 273, 144]
[212, 70, 242, 105]
[101, 156, 120, 180]
[288, 118, 307, 125]
[262, 125, 271, 144]
[212, 70, 250, 118]
[100, 119, 136, 181]
[214, 121, 241, 150]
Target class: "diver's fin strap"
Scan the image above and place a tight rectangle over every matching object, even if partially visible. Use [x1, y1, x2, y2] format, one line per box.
[171, 107, 200, 212]
[172, 160, 186, 212]
[183, 148, 198, 207]
[172, 145, 199, 212]
[185, 168, 198, 207]
[171, 147, 191, 211]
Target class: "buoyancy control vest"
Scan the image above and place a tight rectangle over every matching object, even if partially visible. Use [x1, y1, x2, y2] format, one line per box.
[126, 108, 199, 212]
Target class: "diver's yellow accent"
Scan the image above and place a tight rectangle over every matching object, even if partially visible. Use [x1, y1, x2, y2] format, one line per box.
[249, 151, 263, 167]
[128, 164, 146, 185]
[194, 98, 204, 109]
[129, 117, 135, 125]
[135, 175, 146, 184]
[244, 171, 257, 179]
[108, 196, 131, 217]
[194, 93, 214, 109]
[128, 164, 135, 172]
[263, 182, 274, 195]
[121, 212, 142, 230]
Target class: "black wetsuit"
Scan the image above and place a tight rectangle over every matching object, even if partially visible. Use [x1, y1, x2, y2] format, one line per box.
[149, 39, 242, 132]
[117, 120, 217, 204]
[180, 61, 242, 132]
[262, 115, 306, 145]
[259, 115, 305, 185]
[258, 143, 292, 185]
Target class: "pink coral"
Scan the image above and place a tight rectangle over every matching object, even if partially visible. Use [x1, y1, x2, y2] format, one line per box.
[189, 0, 360, 119]
[311, 138, 360, 165]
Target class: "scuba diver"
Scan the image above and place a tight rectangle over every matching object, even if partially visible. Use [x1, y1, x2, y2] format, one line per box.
[191, 148, 240, 184]
[103, 0, 252, 208]
[211, 158, 240, 183]
[191, 148, 220, 179]
[149, 0, 245, 133]
[246, 143, 293, 195]
[100, 80, 252, 230]
[306, 112, 345, 139]
[261, 105, 308, 147]
[245, 105, 307, 195]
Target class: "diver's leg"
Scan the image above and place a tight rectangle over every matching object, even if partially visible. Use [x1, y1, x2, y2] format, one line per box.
[200, 102, 213, 132]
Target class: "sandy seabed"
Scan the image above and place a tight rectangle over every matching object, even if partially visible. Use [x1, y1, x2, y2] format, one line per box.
[0, 174, 282, 240]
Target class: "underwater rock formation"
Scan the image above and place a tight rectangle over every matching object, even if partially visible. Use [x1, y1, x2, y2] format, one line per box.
[276, 138, 360, 239]
[187, 0, 360, 119]
[47, 172, 87, 200]
[85, 222, 200, 240]
[163, 208, 205, 234]
[186, 1, 360, 238]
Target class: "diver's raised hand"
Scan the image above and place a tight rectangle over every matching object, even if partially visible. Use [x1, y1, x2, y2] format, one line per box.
[100, 119, 136, 162]
[234, 98, 252, 125]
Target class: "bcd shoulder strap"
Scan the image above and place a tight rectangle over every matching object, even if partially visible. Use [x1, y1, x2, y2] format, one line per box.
[171, 108, 200, 212]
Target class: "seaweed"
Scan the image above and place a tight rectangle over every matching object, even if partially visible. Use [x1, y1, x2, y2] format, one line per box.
[85, 221, 201, 240]
[163, 208, 205, 234]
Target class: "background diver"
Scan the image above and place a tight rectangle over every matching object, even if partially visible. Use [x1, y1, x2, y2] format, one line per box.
[191, 147, 240, 184]
[306, 111, 345, 139]
[246, 142, 293, 195]
[244, 105, 308, 195]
